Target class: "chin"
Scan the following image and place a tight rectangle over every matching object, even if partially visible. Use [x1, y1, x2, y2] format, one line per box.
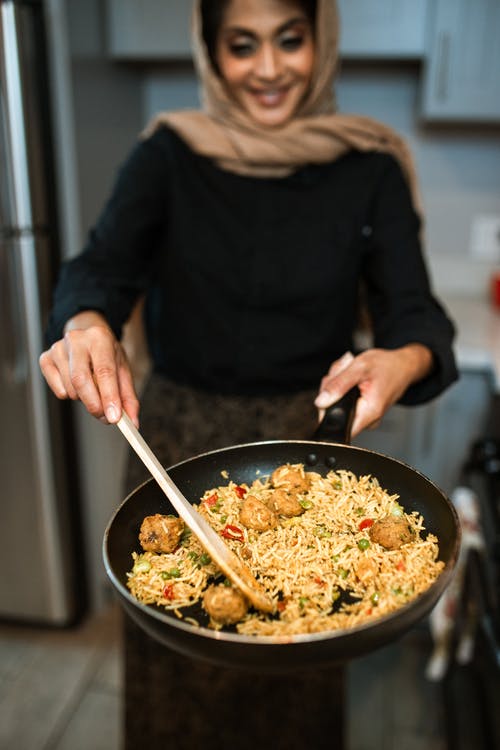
[248, 108, 296, 128]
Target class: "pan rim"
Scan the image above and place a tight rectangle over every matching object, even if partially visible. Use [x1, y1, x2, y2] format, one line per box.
[103, 439, 461, 647]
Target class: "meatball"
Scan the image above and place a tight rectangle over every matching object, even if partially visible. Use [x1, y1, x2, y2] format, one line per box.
[239, 495, 278, 531]
[368, 516, 415, 550]
[271, 464, 310, 493]
[139, 514, 185, 553]
[203, 584, 249, 625]
[268, 488, 304, 517]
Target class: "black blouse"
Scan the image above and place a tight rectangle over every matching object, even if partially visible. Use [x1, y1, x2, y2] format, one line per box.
[47, 126, 457, 403]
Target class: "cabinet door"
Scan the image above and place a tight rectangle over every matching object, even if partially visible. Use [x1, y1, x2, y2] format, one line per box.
[106, 0, 192, 59]
[420, 0, 500, 121]
[338, 0, 429, 59]
[107, 0, 429, 61]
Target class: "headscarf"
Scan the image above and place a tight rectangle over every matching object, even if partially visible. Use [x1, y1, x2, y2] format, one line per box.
[142, 0, 422, 211]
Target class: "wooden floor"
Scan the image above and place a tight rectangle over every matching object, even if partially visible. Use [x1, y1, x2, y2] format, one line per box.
[0, 603, 495, 750]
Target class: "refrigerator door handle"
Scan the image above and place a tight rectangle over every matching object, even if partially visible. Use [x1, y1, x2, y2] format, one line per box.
[0, 1, 33, 228]
[1, 237, 29, 385]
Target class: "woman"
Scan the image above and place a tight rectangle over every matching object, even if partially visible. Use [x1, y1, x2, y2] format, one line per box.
[40, 0, 457, 746]
[40, 0, 456, 453]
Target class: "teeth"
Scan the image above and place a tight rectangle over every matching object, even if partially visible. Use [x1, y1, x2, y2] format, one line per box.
[256, 90, 283, 104]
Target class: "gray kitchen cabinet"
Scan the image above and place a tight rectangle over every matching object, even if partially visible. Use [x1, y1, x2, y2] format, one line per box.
[338, 0, 429, 59]
[420, 0, 500, 122]
[355, 371, 493, 495]
[106, 0, 429, 61]
[106, 0, 192, 59]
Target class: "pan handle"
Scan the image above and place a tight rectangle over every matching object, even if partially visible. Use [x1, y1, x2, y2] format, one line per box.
[312, 386, 360, 445]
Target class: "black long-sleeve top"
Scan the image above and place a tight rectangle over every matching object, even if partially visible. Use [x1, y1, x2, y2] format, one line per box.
[47, 126, 458, 403]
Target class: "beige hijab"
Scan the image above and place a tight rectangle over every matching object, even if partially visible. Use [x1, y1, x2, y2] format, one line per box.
[142, 0, 421, 210]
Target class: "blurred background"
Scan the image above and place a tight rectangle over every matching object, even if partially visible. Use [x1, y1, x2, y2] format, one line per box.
[0, 1, 499, 748]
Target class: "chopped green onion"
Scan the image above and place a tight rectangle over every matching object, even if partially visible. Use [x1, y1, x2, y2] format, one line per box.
[181, 527, 192, 542]
[331, 554, 340, 563]
[338, 568, 349, 579]
[391, 502, 404, 517]
[199, 553, 211, 566]
[299, 499, 313, 509]
[314, 525, 332, 538]
[299, 596, 308, 609]
[332, 589, 340, 602]
[357, 538, 370, 551]
[370, 592, 380, 605]
[132, 557, 151, 574]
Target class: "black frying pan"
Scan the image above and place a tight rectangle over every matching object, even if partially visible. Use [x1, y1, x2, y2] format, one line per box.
[103, 390, 460, 673]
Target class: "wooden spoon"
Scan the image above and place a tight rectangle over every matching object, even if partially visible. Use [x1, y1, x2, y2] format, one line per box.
[117, 412, 275, 614]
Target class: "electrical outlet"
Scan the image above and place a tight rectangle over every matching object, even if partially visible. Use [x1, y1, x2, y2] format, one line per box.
[469, 215, 500, 261]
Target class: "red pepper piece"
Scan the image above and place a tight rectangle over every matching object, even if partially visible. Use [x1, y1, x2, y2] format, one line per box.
[396, 560, 406, 571]
[277, 600, 287, 612]
[359, 518, 374, 531]
[204, 493, 218, 507]
[221, 524, 244, 542]
[163, 584, 175, 600]
[234, 485, 247, 498]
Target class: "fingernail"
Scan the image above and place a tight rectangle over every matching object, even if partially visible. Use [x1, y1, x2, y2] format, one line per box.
[105, 404, 119, 422]
[315, 391, 333, 408]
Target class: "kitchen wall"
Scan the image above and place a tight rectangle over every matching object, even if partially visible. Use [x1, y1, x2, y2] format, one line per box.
[62, 0, 500, 610]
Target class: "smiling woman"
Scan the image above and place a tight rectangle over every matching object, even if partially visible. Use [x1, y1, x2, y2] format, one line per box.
[40, 0, 458, 744]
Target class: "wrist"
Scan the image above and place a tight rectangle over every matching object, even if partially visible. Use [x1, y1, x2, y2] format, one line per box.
[63, 310, 111, 335]
[398, 343, 434, 383]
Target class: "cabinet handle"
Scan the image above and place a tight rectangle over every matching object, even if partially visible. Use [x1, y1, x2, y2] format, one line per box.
[435, 31, 450, 101]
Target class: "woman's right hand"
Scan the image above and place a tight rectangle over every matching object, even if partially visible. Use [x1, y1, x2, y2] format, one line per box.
[39, 310, 140, 426]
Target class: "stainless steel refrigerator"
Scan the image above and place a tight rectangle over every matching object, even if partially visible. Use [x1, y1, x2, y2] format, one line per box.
[0, 0, 82, 624]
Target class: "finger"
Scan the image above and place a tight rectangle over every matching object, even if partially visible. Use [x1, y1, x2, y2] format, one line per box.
[350, 397, 382, 437]
[116, 359, 140, 427]
[43, 343, 80, 400]
[65, 333, 112, 418]
[39, 351, 70, 399]
[315, 363, 359, 409]
[326, 351, 355, 378]
[87, 341, 124, 423]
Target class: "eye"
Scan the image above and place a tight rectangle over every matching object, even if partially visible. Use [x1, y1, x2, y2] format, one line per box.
[227, 36, 257, 58]
[278, 33, 305, 52]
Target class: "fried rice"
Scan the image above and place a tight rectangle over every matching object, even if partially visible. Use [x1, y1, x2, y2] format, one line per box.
[126, 464, 444, 635]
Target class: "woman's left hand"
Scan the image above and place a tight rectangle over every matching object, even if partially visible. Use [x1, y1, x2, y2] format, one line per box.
[314, 345, 434, 437]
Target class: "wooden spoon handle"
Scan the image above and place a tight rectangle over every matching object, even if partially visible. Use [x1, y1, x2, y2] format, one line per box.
[117, 412, 275, 614]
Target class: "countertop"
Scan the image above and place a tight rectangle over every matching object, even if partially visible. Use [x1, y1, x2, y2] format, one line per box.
[441, 293, 500, 392]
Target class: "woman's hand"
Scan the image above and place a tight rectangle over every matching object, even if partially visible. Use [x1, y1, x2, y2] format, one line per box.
[314, 345, 433, 437]
[39, 311, 140, 426]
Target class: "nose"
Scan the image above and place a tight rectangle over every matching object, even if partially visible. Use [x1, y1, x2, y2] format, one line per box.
[254, 43, 282, 80]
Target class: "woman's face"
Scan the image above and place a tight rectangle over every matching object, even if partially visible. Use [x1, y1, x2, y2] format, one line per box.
[215, 0, 315, 128]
